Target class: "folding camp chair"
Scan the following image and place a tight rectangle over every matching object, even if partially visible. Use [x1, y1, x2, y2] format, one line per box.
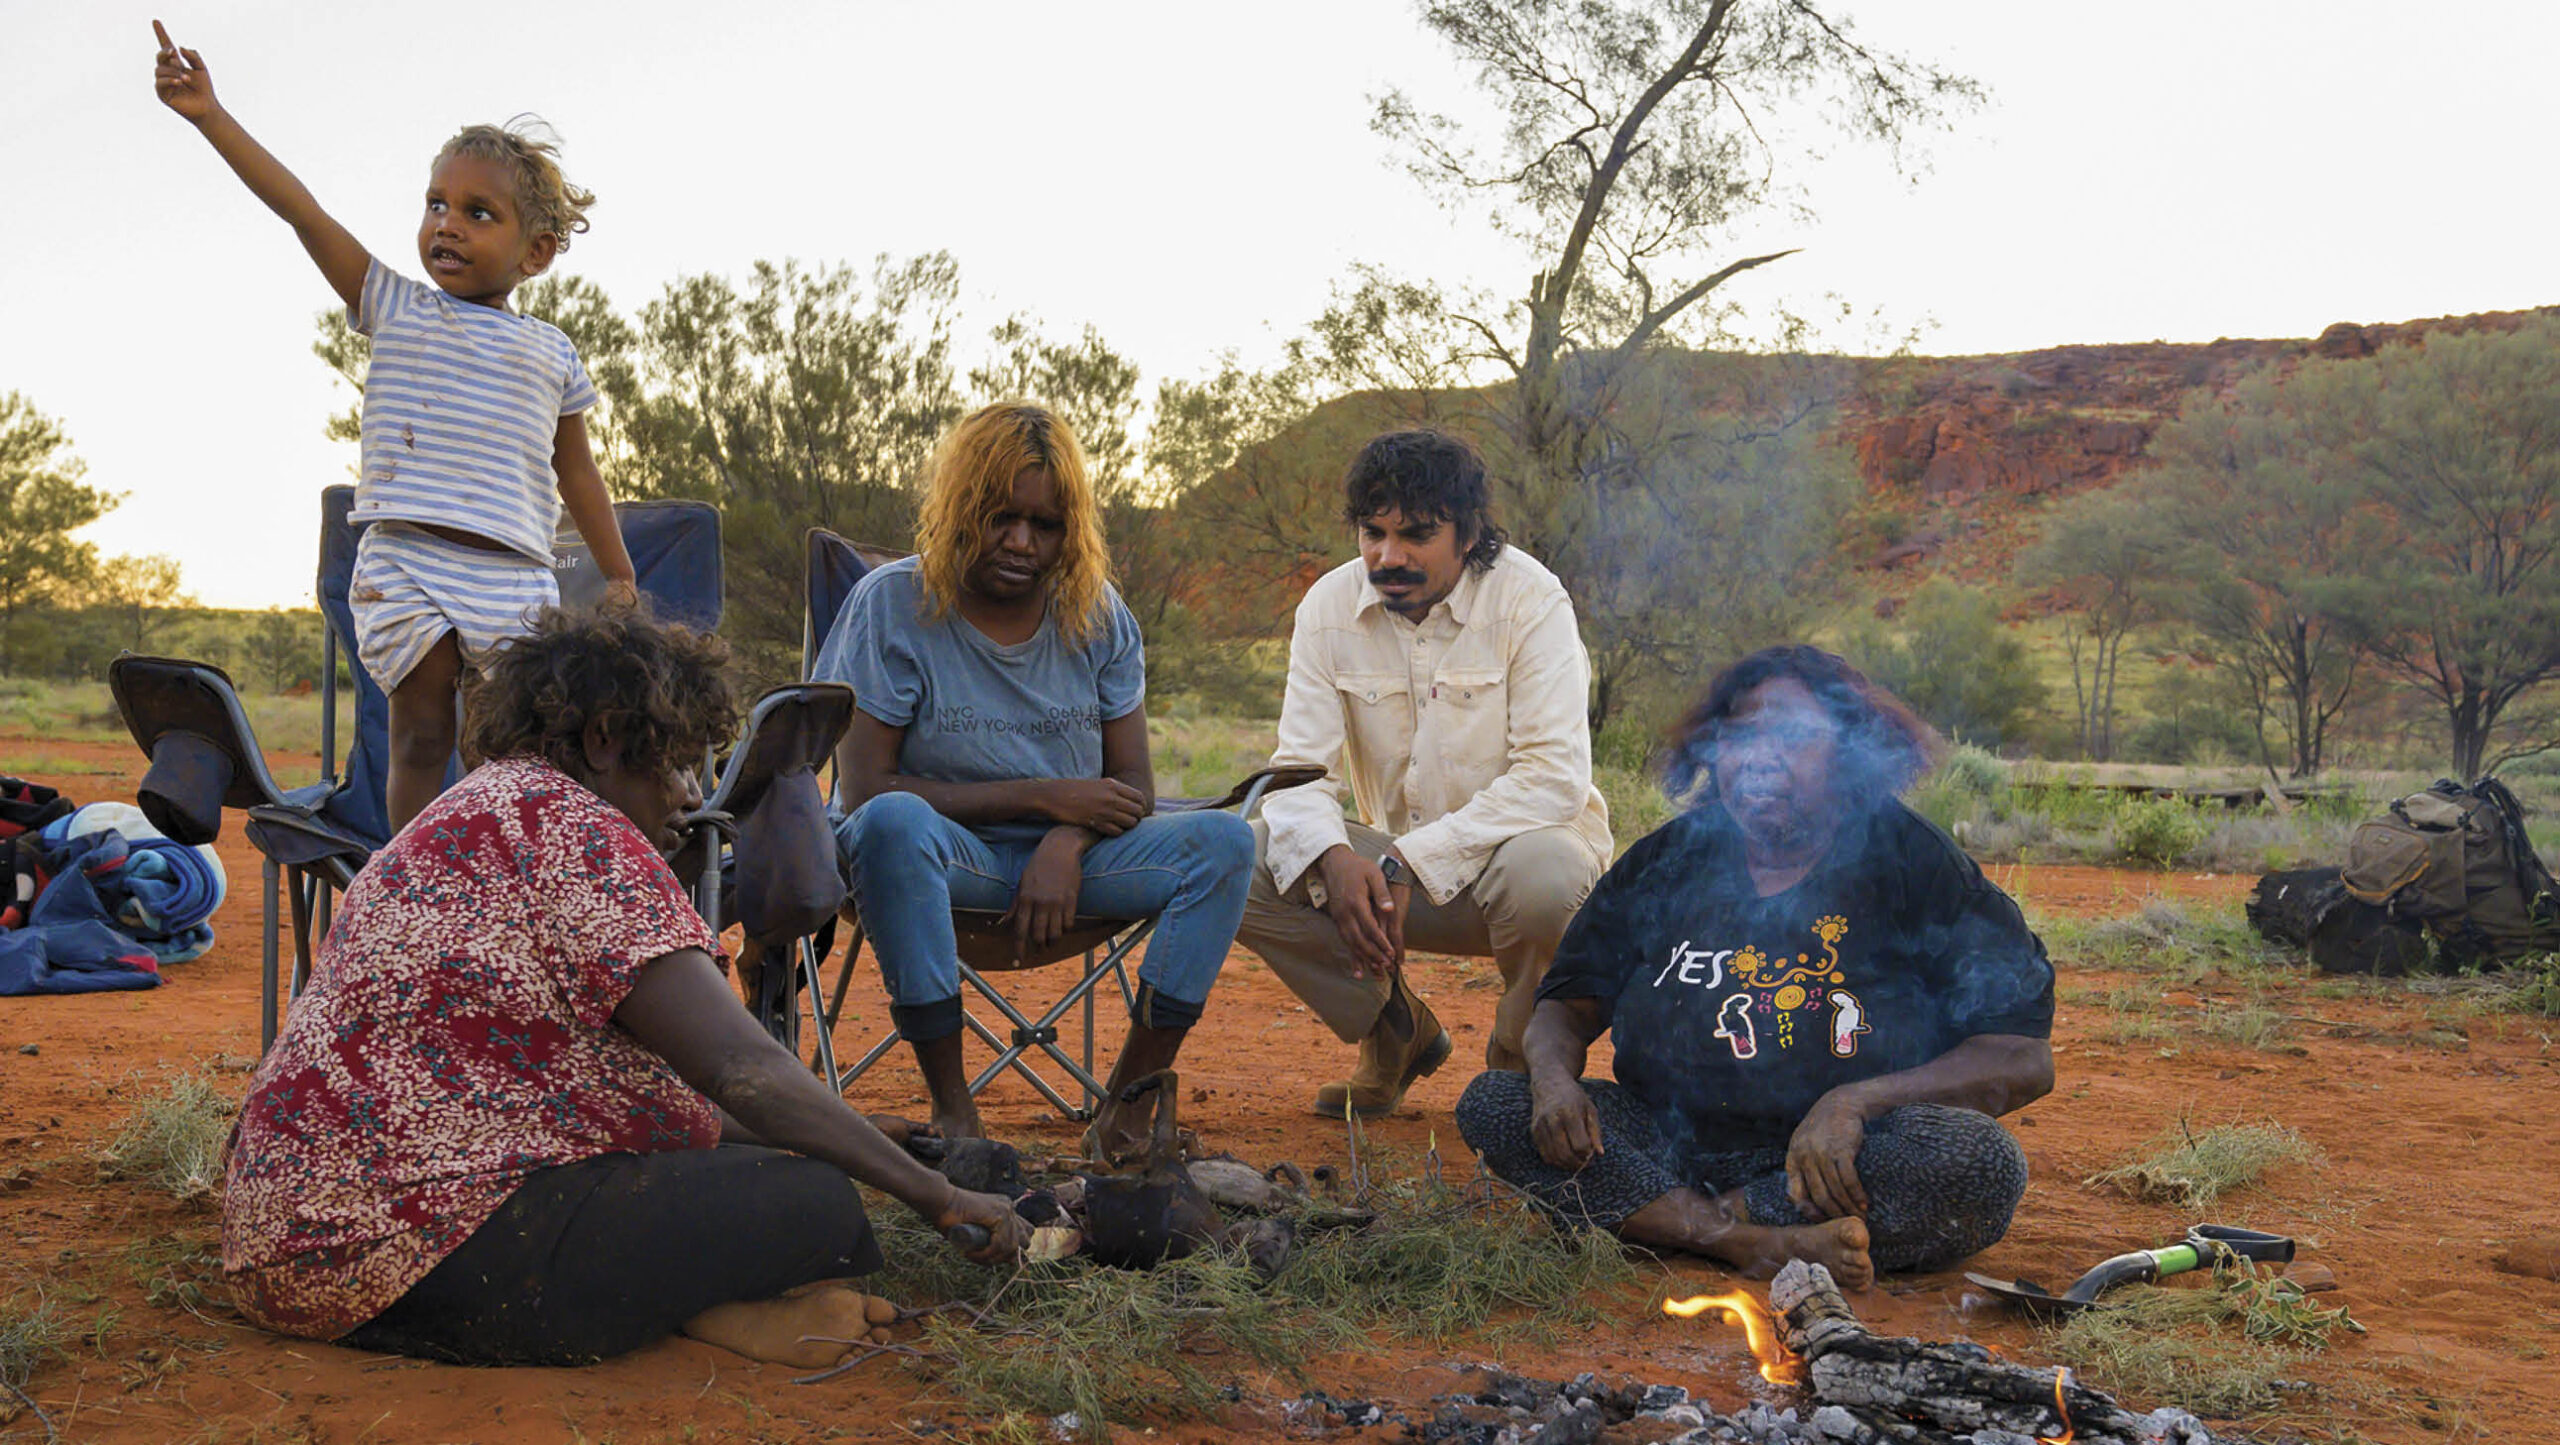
[671, 680, 859, 1085]
[109, 486, 725, 1051]
[789, 527, 1320, 1119]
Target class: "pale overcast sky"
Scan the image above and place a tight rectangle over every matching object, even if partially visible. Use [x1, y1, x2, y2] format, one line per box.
[4, 1, 2554, 607]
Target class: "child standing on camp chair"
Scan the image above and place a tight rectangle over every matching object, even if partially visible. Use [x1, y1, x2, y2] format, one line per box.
[151, 21, 636, 832]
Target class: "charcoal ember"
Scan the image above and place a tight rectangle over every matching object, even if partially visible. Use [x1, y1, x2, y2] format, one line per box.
[1637, 1386, 1692, 1415]
[1288, 1391, 1386, 1429]
[1473, 1372, 1548, 1413]
[1526, 1399, 1602, 1445]
[1012, 1190, 1064, 1226]
[1807, 1406, 1863, 1440]
[1420, 1399, 1518, 1445]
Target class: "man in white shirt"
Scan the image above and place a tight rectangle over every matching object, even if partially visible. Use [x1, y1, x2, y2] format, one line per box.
[1240, 430, 1613, 1117]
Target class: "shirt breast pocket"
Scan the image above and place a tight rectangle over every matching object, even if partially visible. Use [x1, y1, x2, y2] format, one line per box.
[1335, 672, 1413, 745]
[1433, 667, 1509, 767]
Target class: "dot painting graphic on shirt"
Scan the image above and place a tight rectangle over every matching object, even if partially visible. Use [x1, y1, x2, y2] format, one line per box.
[1654, 913, 1870, 1062]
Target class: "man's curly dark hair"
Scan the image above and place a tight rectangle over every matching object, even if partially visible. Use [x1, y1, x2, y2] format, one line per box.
[1341, 428, 1507, 573]
[461, 600, 737, 777]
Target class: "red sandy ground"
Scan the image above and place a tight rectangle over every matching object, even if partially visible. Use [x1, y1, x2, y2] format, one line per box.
[3, 738, 2556, 1444]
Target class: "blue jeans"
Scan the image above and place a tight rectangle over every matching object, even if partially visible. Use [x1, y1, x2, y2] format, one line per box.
[836, 791, 1254, 1042]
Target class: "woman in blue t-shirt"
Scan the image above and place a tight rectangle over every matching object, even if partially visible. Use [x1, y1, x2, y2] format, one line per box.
[1455, 646, 2055, 1288]
[814, 403, 1255, 1163]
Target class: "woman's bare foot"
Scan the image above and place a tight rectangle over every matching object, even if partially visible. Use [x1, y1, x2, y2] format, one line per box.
[680, 1283, 901, 1369]
[1725, 1217, 1874, 1290]
[1618, 1189, 1875, 1290]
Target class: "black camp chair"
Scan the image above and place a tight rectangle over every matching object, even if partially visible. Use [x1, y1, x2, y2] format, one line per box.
[109, 488, 725, 1051]
[791, 527, 1321, 1118]
[670, 681, 860, 1085]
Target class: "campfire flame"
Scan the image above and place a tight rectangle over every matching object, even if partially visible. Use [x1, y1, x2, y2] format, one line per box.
[2038, 1366, 2076, 1445]
[1662, 1291, 1805, 1387]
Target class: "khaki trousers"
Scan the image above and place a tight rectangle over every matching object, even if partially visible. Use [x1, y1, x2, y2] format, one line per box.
[1237, 818, 1606, 1068]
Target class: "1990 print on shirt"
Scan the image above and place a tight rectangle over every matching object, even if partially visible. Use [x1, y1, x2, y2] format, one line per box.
[1538, 801, 2054, 1151]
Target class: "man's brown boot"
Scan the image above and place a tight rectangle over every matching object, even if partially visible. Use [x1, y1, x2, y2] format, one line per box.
[1311, 978, 1452, 1118]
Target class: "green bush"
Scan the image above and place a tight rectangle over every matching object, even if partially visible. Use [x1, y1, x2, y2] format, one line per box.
[2113, 796, 2211, 868]
[1840, 580, 2046, 749]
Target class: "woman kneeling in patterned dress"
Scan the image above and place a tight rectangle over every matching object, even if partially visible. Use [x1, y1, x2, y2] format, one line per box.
[220, 600, 1027, 1367]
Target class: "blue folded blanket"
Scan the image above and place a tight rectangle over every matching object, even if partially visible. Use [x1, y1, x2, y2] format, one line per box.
[36, 805, 224, 962]
[0, 920, 160, 995]
[0, 802, 228, 991]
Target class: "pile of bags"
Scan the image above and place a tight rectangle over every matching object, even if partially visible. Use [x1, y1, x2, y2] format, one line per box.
[2249, 776, 2560, 974]
[1, 777, 228, 996]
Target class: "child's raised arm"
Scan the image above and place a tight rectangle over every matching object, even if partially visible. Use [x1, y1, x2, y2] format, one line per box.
[153, 20, 369, 311]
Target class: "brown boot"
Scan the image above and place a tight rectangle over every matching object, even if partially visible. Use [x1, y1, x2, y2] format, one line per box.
[1311, 978, 1452, 1118]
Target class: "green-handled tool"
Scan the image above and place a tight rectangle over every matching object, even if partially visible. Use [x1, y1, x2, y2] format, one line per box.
[1964, 1224, 2295, 1317]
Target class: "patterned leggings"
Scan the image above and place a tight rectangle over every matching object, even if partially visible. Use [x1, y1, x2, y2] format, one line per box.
[1455, 1071, 2027, 1272]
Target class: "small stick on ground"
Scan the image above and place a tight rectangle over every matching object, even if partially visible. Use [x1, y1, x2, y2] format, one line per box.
[2, 1379, 58, 1445]
[791, 1340, 946, 1387]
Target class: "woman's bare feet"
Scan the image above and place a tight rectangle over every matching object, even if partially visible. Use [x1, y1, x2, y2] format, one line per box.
[1618, 1189, 1875, 1290]
[680, 1282, 901, 1369]
[1723, 1217, 1874, 1290]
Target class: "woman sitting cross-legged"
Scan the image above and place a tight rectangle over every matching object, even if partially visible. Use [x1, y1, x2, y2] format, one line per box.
[817, 401, 1255, 1161]
[1455, 645, 2055, 1288]
[220, 601, 1029, 1369]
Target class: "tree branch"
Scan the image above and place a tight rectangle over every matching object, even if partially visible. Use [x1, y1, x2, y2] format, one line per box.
[1606, 248, 1799, 366]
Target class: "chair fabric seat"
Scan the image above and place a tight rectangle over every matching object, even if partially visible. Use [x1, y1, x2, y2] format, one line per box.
[950, 911, 1143, 974]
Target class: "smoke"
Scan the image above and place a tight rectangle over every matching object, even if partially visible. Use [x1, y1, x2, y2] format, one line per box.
[1593, 658, 2048, 1179]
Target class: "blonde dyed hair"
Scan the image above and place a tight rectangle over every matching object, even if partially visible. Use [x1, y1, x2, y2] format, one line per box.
[914, 403, 1113, 643]
[437, 116, 595, 250]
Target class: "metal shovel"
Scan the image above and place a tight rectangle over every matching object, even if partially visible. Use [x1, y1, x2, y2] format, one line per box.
[1964, 1224, 2296, 1317]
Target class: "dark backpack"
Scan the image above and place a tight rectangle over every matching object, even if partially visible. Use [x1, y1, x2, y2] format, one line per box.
[2246, 865, 2432, 976]
[2339, 777, 2560, 966]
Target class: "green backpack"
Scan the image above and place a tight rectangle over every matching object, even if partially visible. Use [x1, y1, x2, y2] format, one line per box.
[2341, 777, 2560, 966]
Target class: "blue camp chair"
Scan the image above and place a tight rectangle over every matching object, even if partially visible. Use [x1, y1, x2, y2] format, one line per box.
[794, 527, 1320, 1119]
[110, 486, 724, 1049]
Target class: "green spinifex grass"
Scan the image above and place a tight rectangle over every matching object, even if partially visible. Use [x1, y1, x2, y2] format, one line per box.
[95, 1072, 238, 1208]
[2041, 1256, 2361, 1417]
[860, 1174, 1649, 1438]
[2084, 1121, 2316, 1211]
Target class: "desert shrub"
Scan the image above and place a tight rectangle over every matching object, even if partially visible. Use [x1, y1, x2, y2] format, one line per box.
[2112, 796, 2211, 868]
[2086, 1122, 2316, 1210]
[96, 1073, 238, 1207]
[1839, 580, 2046, 749]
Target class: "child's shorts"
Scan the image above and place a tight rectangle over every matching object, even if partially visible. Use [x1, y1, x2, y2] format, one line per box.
[350, 522, 560, 690]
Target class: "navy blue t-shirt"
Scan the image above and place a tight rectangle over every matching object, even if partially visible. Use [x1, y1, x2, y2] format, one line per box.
[1537, 799, 2052, 1154]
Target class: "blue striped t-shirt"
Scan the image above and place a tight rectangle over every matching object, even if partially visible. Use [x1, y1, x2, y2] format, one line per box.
[346, 259, 599, 563]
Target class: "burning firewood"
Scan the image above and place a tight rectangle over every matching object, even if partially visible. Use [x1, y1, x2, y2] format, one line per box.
[1763, 1260, 2215, 1445]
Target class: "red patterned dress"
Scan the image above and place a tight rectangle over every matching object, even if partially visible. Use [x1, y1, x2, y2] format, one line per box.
[221, 756, 722, 1339]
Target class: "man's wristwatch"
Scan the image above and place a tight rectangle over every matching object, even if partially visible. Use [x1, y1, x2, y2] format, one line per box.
[1377, 853, 1414, 889]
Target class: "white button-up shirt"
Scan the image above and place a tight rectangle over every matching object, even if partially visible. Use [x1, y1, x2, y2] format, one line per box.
[1261, 546, 1613, 906]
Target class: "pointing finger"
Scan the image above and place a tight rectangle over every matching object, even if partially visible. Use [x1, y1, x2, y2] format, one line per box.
[153, 19, 175, 51]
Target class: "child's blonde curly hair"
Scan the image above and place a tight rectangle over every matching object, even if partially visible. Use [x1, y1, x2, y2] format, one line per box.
[437, 116, 596, 250]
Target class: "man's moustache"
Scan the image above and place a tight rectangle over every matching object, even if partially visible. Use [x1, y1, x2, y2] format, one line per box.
[1369, 570, 1426, 587]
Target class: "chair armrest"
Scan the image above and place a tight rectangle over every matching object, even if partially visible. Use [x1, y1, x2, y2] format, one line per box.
[1155, 763, 1327, 816]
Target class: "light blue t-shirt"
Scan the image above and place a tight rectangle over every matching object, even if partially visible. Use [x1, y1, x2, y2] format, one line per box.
[814, 557, 1145, 840]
